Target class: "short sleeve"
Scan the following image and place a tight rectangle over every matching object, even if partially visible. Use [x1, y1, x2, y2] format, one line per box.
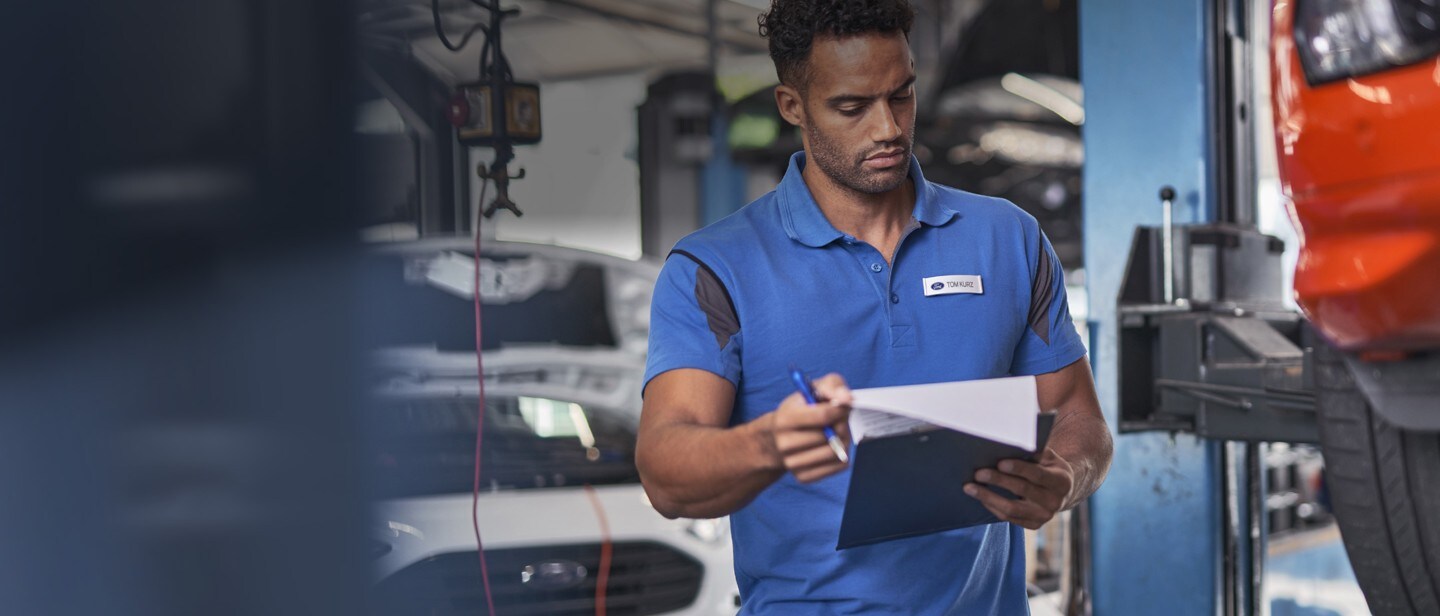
[642, 251, 743, 394]
[1009, 230, 1087, 376]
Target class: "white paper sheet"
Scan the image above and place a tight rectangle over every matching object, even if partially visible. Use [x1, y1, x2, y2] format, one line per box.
[847, 376, 1040, 450]
[848, 408, 938, 441]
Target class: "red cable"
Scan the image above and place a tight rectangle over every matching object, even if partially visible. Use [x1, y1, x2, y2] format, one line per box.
[583, 485, 613, 616]
[472, 208, 497, 616]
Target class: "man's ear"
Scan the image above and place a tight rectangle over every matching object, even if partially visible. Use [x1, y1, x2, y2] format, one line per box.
[774, 84, 805, 128]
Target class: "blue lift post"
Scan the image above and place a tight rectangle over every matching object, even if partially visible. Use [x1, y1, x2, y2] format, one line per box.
[699, 0, 749, 227]
[1081, 0, 1258, 613]
[701, 110, 748, 226]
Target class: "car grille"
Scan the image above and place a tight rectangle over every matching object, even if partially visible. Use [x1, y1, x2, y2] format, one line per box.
[374, 541, 705, 616]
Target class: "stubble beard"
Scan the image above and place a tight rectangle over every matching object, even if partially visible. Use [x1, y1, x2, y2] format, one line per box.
[805, 122, 915, 196]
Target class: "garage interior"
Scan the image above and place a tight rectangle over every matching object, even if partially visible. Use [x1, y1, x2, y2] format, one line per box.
[3, 0, 1438, 615]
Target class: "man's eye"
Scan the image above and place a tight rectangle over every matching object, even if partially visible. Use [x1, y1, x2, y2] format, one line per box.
[892, 94, 913, 102]
[839, 107, 864, 117]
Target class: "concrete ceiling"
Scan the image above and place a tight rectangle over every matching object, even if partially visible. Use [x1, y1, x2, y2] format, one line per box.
[358, 0, 771, 84]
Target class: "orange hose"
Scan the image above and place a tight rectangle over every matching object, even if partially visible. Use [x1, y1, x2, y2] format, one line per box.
[584, 484, 613, 616]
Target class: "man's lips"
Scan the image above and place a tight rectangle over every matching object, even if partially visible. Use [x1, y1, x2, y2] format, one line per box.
[862, 149, 907, 168]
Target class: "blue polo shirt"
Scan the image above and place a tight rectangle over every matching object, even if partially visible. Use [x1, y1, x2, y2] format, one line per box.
[643, 152, 1086, 615]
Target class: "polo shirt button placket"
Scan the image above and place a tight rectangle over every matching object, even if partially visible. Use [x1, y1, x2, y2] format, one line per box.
[870, 262, 883, 273]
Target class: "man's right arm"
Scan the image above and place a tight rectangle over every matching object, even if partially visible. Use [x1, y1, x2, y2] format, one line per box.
[636, 368, 853, 519]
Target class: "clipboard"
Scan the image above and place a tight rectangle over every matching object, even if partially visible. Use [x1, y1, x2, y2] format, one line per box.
[835, 412, 1055, 550]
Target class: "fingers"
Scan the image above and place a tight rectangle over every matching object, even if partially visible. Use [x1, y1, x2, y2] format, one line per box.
[769, 375, 853, 484]
[784, 440, 849, 468]
[963, 483, 1052, 530]
[995, 458, 1048, 485]
[809, 374, 852, 446]
[775, 429, 847, 483]
[811, 373, 853, 406]
[792, 461, 847, 483]
[831, 420, 852, 447]
[774, 429, 829, 456]
[774, 422, 848, 468]
[963, 449, 1076, 530]
[990, 451, 1073, 491]
[972, 468, 1061, 512]
[774, 392, 849, 430]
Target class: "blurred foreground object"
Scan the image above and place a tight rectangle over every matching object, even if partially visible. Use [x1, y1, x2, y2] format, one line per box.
[0, 1, 366, 614]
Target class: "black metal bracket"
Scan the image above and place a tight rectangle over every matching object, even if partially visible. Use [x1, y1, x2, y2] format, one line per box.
[478, 159, 525, 219]
[1116, 215, 1319, 443]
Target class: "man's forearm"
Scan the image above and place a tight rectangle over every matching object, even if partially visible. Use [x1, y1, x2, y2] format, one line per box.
[1048, 412, 1113, 511]
[636, 414, 785, 519]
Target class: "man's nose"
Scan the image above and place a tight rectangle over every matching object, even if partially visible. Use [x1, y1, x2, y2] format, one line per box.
[868, 101, 903, 143]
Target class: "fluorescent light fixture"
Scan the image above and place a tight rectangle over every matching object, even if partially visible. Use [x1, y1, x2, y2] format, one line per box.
[975, 123, 1084, 168]
[1000, 73, 1086, 125]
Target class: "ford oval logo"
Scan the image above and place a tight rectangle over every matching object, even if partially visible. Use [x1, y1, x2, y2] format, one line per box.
[930, 282, 945, 291]
[521, 560, 588, 590]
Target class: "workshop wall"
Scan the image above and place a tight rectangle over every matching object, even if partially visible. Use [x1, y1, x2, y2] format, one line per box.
[476, 73, 648, 259]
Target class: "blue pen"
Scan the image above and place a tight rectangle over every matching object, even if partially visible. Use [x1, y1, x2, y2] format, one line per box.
[789, 368, 850, 464]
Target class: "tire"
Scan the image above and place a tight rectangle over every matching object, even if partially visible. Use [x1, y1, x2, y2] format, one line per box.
[1313, 335, 1440, 616]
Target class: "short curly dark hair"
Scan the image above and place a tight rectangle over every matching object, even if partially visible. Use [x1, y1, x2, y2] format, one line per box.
[757, 0, 915, 90]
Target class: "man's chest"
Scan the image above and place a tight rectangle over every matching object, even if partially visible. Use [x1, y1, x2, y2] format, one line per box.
[729, 236, 1033, 393]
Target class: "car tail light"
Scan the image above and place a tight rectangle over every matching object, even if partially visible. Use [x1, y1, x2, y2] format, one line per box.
[1293, 0, 1440, 85]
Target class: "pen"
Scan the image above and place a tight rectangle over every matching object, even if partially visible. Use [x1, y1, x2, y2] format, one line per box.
[789, 368, 850, 464]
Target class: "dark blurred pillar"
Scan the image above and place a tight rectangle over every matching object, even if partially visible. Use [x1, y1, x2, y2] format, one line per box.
[0, 1, 366, 614]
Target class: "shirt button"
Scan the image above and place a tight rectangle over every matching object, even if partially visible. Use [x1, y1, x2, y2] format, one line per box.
[890, 294, 900, 304]
[870, 263, 884, 272]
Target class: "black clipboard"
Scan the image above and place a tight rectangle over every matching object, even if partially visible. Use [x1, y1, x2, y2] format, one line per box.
[835, 413, 1056, 550]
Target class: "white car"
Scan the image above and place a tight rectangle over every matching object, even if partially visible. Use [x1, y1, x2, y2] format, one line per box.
[362, 238, 739, 615]
[362, 237, 659, 357]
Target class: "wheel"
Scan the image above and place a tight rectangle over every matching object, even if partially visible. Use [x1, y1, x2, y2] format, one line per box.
[1313, 334, 1440, 615]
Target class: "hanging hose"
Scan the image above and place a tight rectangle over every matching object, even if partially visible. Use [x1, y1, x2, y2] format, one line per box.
[470, 177, 497, 615]
[584, 485, 614, 616]
[432, 0, 489, 52]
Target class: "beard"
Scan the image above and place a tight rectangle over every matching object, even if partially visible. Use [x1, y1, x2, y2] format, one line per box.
[805, 122, 915, 195]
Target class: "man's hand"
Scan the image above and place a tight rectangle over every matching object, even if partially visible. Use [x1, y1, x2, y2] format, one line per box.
[767, 373, 853, 484]
[963, 448, 1076, 530]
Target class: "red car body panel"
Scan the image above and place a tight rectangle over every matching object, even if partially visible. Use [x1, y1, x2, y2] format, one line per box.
[1271, 0, 1440, 351]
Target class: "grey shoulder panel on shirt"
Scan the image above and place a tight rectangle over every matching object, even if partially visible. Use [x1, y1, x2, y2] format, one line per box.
[670, 249, 739, 350]
[1027, 235, 1056, 345]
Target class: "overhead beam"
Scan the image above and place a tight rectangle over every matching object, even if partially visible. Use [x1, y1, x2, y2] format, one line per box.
[540, 0, 768, 53]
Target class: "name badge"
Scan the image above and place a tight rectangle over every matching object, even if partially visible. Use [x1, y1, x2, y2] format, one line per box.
[923, 274, 983, 296]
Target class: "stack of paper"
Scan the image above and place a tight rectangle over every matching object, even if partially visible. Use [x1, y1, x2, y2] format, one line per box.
[836, 375, 1052, 549]
[848, 375, 1041, 449]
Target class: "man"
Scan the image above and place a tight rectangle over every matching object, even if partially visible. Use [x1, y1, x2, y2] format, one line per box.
[637, 0, 1113, 613]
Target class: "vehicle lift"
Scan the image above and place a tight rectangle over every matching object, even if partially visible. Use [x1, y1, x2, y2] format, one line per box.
[1079, 1, 1315, 614]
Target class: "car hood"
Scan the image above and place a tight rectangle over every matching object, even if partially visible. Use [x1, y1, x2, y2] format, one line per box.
[372, 346, 645, 421]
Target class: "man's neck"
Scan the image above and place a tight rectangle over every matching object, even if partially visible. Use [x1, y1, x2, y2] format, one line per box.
[801, 159, 916, 262]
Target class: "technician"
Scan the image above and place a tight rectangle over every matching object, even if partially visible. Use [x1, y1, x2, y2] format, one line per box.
[637, 1, 1113, 613]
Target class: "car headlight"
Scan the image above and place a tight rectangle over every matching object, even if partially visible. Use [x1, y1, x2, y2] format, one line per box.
[1294, 0, 1440, 85]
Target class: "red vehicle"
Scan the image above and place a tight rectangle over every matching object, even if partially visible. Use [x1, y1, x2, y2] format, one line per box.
[1272, 1, 1440, 614]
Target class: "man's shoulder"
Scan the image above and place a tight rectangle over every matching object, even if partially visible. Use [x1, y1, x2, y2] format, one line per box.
[928, 181, 1040, 232]
[669, 192, 782, 269]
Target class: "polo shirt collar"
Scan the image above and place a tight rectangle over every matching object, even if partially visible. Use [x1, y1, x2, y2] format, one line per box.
[778, 151, 959, 248]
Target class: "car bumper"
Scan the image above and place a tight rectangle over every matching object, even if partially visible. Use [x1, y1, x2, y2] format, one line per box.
[1289, 169, 1440, 351]
[372, 486, 739, 615]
